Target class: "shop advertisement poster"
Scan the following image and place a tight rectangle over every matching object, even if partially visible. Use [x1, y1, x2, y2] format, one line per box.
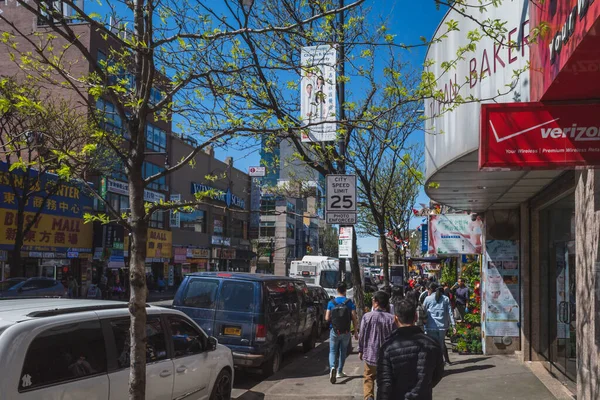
[428, 214, 483, 255]
[338, 226, 353, 259]
[300, 45, 337, 142]
[484, 240, 520, 337]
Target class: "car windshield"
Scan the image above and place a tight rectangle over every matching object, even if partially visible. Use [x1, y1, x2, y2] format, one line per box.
[320, 271, 338, 289]
[6, 281, 26, 291]
[0, 280, 23, 291]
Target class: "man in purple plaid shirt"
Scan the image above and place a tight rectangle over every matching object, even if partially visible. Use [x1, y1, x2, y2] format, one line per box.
[358, 291, 397, 400]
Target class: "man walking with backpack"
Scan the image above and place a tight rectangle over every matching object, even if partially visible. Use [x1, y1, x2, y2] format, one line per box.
[326, 282, 359, 384]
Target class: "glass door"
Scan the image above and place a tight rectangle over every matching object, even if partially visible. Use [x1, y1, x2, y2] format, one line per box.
[539, 192, 577, 386]
[554, 241, 576, 381]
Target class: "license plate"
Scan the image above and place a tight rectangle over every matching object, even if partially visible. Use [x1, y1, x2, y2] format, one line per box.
[224, 327, 241, 336]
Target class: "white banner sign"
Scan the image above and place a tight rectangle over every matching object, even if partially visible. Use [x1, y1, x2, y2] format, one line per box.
[483, 240, 520, 337]
[107, 179, 165, 203]
[248, 166, 266, 177]
[428, 214, 483, 255]
[300, 45, 337, 142]
[170, 194, 181, 228]
[338, 227, 353, 259]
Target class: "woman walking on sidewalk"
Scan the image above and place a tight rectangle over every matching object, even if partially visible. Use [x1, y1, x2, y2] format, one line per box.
[423, 282, 456, 366]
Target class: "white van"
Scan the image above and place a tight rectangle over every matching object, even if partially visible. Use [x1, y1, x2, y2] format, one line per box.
[289, 256, 354, 299]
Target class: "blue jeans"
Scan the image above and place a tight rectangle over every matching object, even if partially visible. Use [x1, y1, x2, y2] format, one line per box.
[329, 330, 351, 372]
[426, 329, 449, 362]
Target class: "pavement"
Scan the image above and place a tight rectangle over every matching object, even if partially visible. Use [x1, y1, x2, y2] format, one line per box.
[233, 338, 559, 400]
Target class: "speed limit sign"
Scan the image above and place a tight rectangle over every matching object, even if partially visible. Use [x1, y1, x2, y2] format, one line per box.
[326, 175, 356, 212]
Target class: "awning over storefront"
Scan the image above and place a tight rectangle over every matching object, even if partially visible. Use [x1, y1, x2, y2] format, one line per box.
[425, 151, 563, 212]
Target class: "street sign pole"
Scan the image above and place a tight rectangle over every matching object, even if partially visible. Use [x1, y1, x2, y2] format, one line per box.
[337, 0, 347, 284]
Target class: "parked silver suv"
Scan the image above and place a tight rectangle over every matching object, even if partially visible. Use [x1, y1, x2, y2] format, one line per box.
[0, 299, 234, 400]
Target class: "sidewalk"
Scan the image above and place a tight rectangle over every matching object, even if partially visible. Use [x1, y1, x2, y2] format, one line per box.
[235, 339, 558, 400]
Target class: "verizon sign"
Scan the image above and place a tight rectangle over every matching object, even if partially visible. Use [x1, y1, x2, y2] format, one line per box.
[480, 103, 600, 169]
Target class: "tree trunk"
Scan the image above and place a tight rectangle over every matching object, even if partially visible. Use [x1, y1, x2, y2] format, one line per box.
[351, 228, 364, 320]
[128, 169, 148, 400]
[14, 205, 26, 277]
[380, 234, 390, 287]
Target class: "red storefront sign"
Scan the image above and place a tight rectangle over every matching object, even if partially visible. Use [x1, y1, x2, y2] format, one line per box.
[479, 102, 600, 169]
[530, 0, 600, 101]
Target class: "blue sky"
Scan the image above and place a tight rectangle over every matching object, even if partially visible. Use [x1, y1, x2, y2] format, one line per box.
[87, 0, 446, 253]
[213, 0, 447, 253]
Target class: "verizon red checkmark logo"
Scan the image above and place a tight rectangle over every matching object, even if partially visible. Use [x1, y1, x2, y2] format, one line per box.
[489, 118, 560, 143]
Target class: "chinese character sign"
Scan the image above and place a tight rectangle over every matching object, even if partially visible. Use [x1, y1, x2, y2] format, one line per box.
[300, 45, 337, 142]
[428, 214, 483, 255]
[0, 162, 93, 219]
[125, 228, 172, 258]
[0, 209, 93, 252]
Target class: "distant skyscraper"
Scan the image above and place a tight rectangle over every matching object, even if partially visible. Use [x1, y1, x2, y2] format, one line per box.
[259, 135, 280, 187]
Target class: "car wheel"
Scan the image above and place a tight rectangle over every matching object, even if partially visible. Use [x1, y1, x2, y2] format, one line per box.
[210, 369, 232, 400]
[303, 325, 317, 352]
[263, 344, 282, 377]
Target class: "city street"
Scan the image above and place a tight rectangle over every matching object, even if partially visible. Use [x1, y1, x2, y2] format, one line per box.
[232, 336, 564, 400]
[0, 0, 598, 398]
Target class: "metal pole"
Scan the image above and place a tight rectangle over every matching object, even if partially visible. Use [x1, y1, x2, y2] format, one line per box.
[337, 0, 347, 284]
[269, 238, 274, 273]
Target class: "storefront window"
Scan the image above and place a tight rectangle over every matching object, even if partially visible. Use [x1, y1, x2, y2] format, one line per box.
[286, 223, 295, 239]
[149, 210, 164, 229]
[146, 123, 167, 152]
[260, 198, 276, 213]
[107, 192, 129, 212]
[539, 192, 576, 382]
[180, 210, 206, 233]
[259, 223, 275, 238]
[213, 216, 225, 236]
[143, 162, 166, 191]
[231, 218, 246, 239]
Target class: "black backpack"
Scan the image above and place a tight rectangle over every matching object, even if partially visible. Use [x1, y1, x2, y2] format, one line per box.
[330, 299, 352, 333]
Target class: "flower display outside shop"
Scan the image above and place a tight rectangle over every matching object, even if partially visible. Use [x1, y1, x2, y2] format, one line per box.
[452, 261, 483, 354]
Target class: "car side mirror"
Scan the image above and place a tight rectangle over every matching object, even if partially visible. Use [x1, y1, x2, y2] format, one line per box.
[207, 336, 218, 351]
[17, 287, 23, 293]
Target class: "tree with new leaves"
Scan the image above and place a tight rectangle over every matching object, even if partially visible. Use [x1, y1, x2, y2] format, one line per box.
[352, 103, 423, 288]
[0, 0, 533, 397]
[320, 224, 339, 257]
[0, 77, 100, 276]
[228, 0, 529, 315]
[0, 1, 368, 397]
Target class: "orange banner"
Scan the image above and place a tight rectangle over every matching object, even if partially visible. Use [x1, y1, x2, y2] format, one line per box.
[0, 209, 92, 252]
[124, 228, 172, 258]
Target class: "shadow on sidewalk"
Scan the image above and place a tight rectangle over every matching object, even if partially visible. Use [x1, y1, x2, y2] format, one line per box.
[236, 390, 266, 400]
[444, 364, 495, 377]
[449, 356, 491, 366]
[336, 375, 362, 385]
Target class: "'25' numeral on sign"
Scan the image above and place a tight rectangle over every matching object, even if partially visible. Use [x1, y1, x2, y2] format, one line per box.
[330, 195, 353, 209]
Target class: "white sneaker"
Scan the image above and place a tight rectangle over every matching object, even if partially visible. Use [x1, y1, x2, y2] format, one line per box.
[336, 371, 347, 378]
[330, 367, 337, 384]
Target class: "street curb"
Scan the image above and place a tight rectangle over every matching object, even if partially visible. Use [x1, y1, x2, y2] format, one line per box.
[525, 361, 576, 400]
